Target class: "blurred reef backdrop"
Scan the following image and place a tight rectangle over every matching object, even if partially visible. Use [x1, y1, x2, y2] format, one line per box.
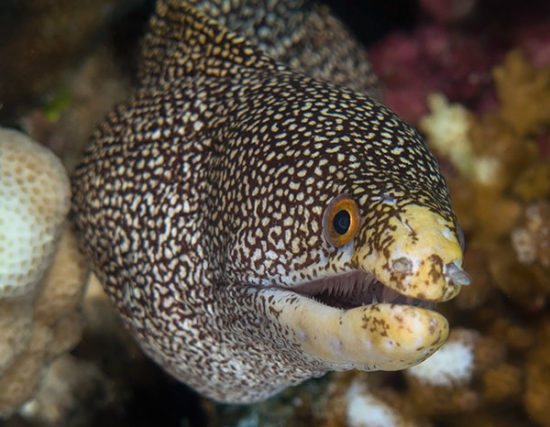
[1, 0, 550, 426]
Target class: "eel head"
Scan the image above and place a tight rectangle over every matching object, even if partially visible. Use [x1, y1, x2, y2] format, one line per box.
[250, 201, 469, 372]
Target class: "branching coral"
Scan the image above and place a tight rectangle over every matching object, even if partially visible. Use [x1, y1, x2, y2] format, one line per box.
[407, 329, 477, 388]
[316, 374, 420, 427]
[415, 50, 550, 425]
[511, 201, 550, 268]
[403, 329, 482, 416]
[345, 381, 415, 427]
[421, 51, 550, 308]
[420, 93, 475, 178]
[494, 50, 550, 137]
[0, 128, 87, 416]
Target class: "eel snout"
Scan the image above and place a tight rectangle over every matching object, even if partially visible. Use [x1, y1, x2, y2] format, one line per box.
[262, 204, 470, 372]
[355, 204, 470, 303]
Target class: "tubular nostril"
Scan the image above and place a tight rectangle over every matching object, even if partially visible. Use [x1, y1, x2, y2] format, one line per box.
[445, 262, 471, 286]
[392, 257, 412, 274]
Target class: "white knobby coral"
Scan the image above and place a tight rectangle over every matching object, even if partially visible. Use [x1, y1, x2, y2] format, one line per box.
[420, 93, 502, 185]
[511, 202, 550, 266]
[420, 93, 475, 178]
[407, 329, 477, 387]
[0, 127, 87, 416]
[346, 381, 413, 427]
[0, 127, 70, 297]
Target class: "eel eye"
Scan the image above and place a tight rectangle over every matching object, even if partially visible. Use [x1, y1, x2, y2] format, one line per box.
[323, 195, 361, 247]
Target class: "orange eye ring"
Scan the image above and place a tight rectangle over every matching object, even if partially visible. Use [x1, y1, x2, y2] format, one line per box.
[322, 195, 361, 248]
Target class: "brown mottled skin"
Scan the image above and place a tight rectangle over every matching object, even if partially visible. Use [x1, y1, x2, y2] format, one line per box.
[71, 0, 468, 403]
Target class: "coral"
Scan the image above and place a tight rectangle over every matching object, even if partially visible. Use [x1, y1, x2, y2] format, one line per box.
[3, 0, 550, 425]
[512, 162, 550, 201]
[316, 374, 421, 427]
[482, 363, 522, 402]
[524, 318, 550, 427]
[0, 128, 87, 416]
[404, 329, 482, 416]
[487, 242, 546, 311]
[420, 93, 475, 178]
[370, 1, 550, 126]
[493, 50, 550, 136]
[419, 0, 477, 24]
[515, 23, 550, 68]
[0, 228, 87, 416]
[511, 201, 550, 268]
[18, 354, 116, 425]
[422, 51, 550, 311]
[369, 24, 498, 124]
[20, 49, 130, 172]
[0, 300, 34, 377]
[0, 127, 70, 297]
[408, 45, 550, 426]
[407, 329, 477, 388]
[0, 0, 138, 117]
[345, 381, 415, 427]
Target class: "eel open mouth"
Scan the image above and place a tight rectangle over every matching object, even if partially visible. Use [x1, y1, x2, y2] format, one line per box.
[262, 264, 468, 371]
[289, 271, 435, 311]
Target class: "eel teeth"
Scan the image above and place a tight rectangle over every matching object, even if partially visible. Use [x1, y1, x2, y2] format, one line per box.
[289, 271, 436, 310]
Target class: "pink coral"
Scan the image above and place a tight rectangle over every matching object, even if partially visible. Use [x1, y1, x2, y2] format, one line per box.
[419, 0, 477, 23]
[369, 24, 498, 124]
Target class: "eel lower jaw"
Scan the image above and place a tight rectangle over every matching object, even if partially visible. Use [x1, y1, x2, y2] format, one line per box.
[262, 269, 467, 371]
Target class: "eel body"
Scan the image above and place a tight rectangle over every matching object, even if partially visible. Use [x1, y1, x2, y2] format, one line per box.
[71, 0, 470, 403]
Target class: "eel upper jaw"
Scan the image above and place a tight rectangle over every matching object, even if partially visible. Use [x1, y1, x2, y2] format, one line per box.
[281, 257, 470, 311]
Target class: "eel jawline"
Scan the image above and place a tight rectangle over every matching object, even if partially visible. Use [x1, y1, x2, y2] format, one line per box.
[261, 261, 468, 370]
[288, 270, 437, 310]
[260, 286, 450, 371]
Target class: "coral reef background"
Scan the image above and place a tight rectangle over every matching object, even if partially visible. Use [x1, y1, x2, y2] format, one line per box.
[1, 0, 550, 426]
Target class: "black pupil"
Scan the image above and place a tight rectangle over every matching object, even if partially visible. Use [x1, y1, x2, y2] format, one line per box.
[333, 210, 351, 235]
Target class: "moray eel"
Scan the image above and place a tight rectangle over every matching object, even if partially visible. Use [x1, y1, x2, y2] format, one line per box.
[71, 0, 470, 403]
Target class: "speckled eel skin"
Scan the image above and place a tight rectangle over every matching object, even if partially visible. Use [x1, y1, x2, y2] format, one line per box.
[71, 0, 471, 403]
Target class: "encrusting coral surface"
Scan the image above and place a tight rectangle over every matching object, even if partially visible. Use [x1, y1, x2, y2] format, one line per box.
[2, 1, 550, 426]
[0, 128, 87, 416]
